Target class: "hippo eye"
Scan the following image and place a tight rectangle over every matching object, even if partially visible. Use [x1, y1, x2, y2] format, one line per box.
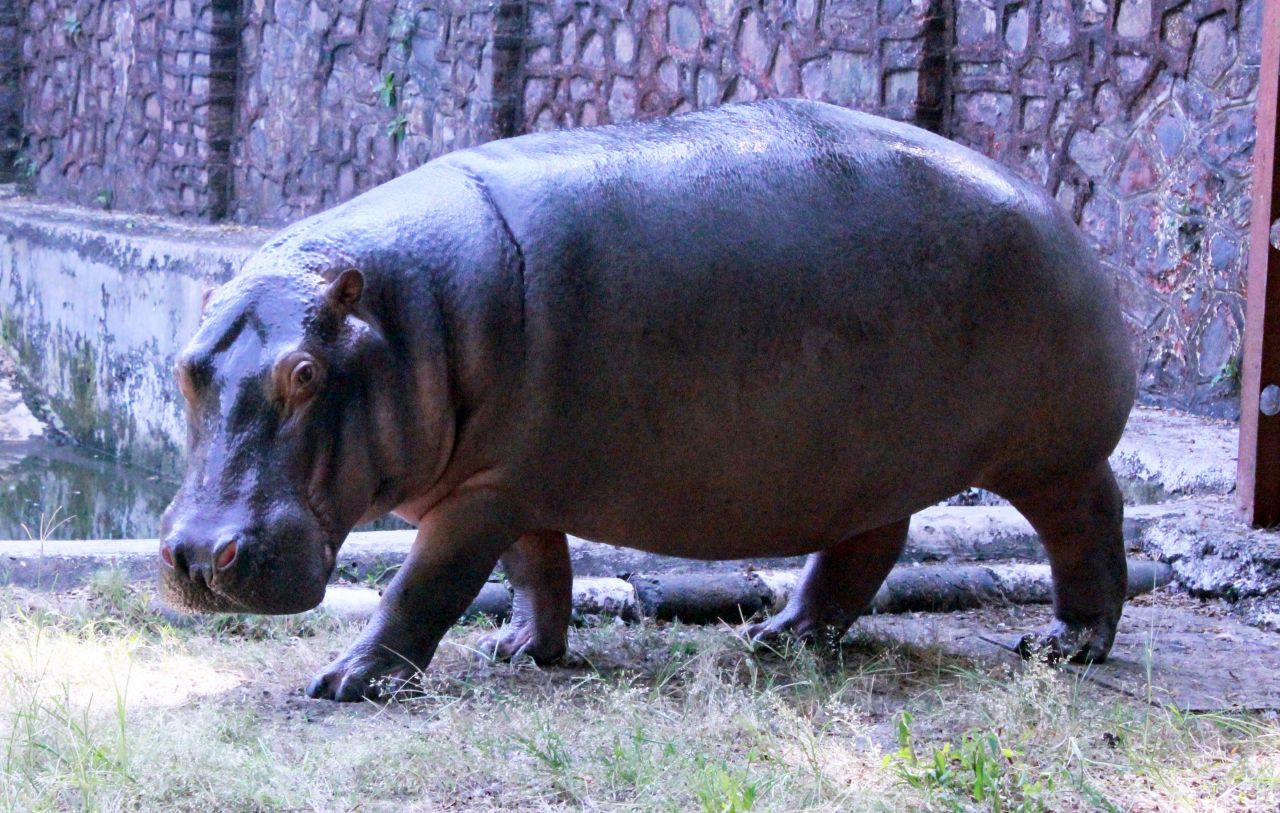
[293, 361, 315, 387]
[291, 360, 317, 393]
[275, 352, 325, 412]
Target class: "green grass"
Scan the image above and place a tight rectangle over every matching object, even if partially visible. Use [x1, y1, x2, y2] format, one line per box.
[0, 581, 1275, 812]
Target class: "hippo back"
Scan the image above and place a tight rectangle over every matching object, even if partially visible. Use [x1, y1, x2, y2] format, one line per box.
[418, 101, 1131, 552]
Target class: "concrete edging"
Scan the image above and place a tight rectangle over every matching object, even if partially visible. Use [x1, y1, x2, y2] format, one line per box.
[0, 500, 1204, 591]
[317, 558, 1174, 625]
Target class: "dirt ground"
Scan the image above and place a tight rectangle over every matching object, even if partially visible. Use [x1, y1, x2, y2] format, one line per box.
[0, 575, 1276, 813]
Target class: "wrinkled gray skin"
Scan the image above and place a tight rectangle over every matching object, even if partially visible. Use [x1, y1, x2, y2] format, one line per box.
[159, 100, 1135, 701]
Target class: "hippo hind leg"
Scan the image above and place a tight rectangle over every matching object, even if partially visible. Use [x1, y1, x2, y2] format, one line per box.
[476, 531, 572, 664]
[745, 518, 909, 645]
[998, 461, 1126, 663]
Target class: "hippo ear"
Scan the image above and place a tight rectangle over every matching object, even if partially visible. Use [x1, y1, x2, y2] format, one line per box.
[326, 268, 364, 311]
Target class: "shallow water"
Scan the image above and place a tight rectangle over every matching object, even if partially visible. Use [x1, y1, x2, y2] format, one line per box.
[0, 439, 175, 540]
[0, 439, 411, 541]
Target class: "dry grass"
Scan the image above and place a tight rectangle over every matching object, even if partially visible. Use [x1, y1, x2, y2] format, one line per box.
[0, 574, 1276, 812]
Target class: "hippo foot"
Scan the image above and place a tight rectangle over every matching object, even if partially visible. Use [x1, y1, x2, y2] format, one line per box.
[742, 610, 848, 650]
[306, 646, 423, 702]
[1016, 618, 1115, 664]
[475, 622, 566, 664]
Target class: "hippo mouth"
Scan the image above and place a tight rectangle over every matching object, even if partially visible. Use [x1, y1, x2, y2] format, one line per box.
[158, 520, 339, 616]
[161, 573, 267, 614]
[160, 556, 332, 615]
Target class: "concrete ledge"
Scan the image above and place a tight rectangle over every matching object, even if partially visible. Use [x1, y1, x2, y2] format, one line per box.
[1140, 496, 1280, 600]
[0, 500, 1207, 590]
[1110, 406, 1238, 501]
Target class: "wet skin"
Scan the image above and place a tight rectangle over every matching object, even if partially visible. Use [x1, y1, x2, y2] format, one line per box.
[158, 100, 1135, 701]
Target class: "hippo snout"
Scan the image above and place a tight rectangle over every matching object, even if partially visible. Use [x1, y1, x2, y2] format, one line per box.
[158, 513, 332, 615]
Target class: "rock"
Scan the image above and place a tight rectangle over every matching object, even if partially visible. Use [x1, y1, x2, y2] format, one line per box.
[1141, 499, 1280, 600]
[572, 577, 640, 621]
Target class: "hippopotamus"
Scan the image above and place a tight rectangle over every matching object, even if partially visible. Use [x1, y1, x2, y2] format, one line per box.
[158, 99, 1135, 701]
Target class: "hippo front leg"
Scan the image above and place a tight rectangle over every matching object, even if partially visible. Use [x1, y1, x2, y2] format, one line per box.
[307, 493, 518, 702]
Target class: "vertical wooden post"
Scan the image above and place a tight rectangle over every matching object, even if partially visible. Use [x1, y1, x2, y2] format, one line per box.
[1236, 0, 1280, 526]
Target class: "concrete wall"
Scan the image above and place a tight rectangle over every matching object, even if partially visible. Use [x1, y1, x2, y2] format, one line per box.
[0, 200, 267, 473]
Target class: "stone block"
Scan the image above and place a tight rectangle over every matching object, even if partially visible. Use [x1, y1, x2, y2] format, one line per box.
[1189, 14, 1234, 85]
[667, 4, 701, 51]
[956, 0, 997, 48]
[1115, 0, 1152, 38]
[1117, 141, 1158, 195]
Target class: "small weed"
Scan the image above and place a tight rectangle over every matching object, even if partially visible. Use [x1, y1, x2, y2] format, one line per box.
[334, 561, 399, 587]
[695, 758, 759, 813]
[887, 710, 1053, 812]
[20, 506, 75, 544]
[602, 725, 675, 791]
[1212, 352, 1242, 393]
[364, 563, 400, 588]
[386, 113, 408, 142]
[63, 14, 82, 41]
[12, 153, 37, 180]
[390, 13, 415, 45]
[93, 189, 113, 209]
[514, 720, 584, 801]
[517, 727, 573, 771]
[376, 71, 397, 107]
[86, 569, 132, 611]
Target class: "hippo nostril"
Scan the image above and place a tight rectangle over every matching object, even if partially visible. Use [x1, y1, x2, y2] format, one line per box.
[162, 538, 194, 578]
[214, 539, 238, 572]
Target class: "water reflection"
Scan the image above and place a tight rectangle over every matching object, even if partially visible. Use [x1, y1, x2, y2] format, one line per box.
[0, 440, 411, 540]
[0, 440, 173, 540]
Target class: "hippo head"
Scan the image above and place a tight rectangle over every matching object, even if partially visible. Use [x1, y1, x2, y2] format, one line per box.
[159, 267, 406, 614]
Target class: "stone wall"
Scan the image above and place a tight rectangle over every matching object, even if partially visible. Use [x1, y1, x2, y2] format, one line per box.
[519, 0, 945, 131]
[229, 0, 523, 224]
[944, 0, 1261, 415]
[2, 0, 1264, 421]
[0, 0, 19, 183]
[16, 0, 238, 219]
[230, 0, 946, 223]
